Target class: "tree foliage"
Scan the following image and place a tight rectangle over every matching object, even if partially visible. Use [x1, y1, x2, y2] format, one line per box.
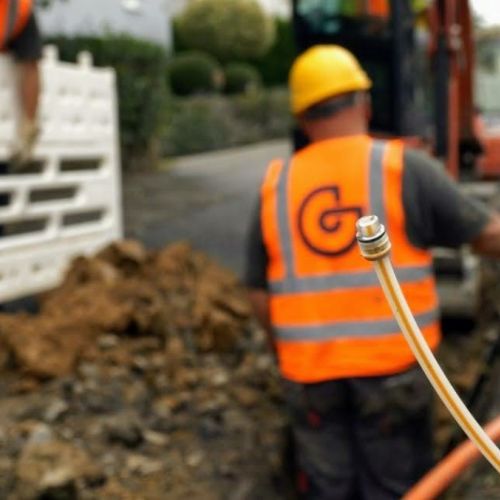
[176, 0, 275, 62]
[224, 63, 261, 94]
[252, 17, 295, 86]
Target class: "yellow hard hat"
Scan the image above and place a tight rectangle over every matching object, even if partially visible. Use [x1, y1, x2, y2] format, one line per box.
[289, 45, 372, 115]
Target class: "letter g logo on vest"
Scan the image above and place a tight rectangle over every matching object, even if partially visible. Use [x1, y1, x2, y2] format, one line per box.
[297, 185, 363, 257]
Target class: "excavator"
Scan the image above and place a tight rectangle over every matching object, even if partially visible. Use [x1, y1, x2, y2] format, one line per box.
[291, 0, 500, 317]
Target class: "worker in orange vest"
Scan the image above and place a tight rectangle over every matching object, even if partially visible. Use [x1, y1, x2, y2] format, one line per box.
[0, 0, 42, 168]
[244, 45, 500, 499]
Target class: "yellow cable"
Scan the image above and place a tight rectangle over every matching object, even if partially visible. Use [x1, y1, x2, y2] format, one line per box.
[356, 215, 500, 474]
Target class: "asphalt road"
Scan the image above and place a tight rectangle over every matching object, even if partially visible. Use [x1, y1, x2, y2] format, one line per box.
[123, 140, 290, 278]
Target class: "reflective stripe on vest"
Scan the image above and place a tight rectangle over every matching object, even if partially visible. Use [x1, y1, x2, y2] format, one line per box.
[261, 137, 441, 382]
[0, 0, 32, 50]
[275, 309, 438, 341]
[270, 265, 432, 294]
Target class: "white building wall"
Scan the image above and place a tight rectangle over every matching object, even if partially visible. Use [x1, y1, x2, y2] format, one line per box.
[36, 0, 171, 47]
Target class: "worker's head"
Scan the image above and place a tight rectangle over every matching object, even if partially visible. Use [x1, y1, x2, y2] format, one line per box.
[289, 45, 372, 141]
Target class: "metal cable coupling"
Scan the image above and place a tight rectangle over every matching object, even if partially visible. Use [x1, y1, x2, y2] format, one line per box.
[356, 215, 391, 260]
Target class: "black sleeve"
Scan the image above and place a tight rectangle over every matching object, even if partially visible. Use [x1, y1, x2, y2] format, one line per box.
[402, 148, 491, 249]
[6, 14, 42, 61]
[244, 196, 268, 290]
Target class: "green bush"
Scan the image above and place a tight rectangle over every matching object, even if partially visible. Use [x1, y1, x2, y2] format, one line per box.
[168, 51, 223, 96]
[224, 63, 261, 95]
[46, 34, 169, 170]
[164, 97, 235, 155]
[253, 17, 296, 86]
[164, 89, 291, 156]
[175, 16, 295, 88]
[233, 88, 291, 138]
[175, 0, 275, 62]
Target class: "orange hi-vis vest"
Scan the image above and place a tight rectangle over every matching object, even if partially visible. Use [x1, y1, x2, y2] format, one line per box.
[0, 0, 32, 50]
[260, 135, 441, 383]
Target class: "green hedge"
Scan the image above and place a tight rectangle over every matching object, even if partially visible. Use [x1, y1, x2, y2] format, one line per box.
[224, 63, 261, 94]
[168, 51, 223, 96]
[252, 17, 296, 87]
[164, 88, 291, 156]
[46, 35, 169, 170]
[253, 17, 296, 86]
[172, 18, 189, 53]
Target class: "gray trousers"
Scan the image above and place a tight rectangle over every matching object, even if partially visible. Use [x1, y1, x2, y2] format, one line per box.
[283, 366, 434, 500]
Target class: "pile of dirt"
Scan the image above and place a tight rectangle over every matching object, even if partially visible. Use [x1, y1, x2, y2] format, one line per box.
[0, 240, 252, 379]
[0, 241, 289, 499]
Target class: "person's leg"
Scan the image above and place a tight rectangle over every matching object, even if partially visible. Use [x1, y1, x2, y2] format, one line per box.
[18, 60, 40, 124]
[8, 14, 42, 168]
[350, 366, 434, 500]
[282, 378, 358, 500]
[9, 14, 42, 125]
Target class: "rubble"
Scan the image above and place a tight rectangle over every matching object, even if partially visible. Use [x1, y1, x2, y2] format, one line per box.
[0, 241, 288, 499]
[15, 440, 103, 499]
[0, 241, 252, 379]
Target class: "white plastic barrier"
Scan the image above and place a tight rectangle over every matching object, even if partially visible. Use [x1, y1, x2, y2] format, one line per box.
[0, 46, 122, 302]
